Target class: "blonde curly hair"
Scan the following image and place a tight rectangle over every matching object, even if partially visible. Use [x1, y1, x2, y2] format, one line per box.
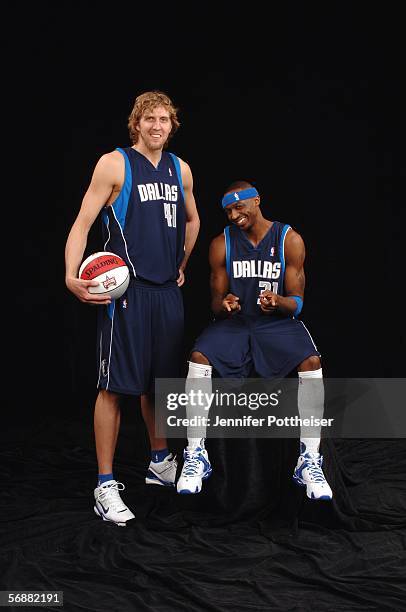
[128, 91, 180, 146]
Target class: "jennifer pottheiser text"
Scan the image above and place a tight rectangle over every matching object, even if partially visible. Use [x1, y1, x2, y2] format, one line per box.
[167, 415, 334, 428]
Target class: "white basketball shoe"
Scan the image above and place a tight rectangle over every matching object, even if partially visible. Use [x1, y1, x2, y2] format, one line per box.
[177, 444, 212, 494]
[145, 453, 178, 486]
[94, 480, 135, 527]
[293, 445, 333, 500]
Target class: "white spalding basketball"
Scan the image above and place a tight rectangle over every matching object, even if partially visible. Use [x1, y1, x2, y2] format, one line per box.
[79, 251, 130, 300]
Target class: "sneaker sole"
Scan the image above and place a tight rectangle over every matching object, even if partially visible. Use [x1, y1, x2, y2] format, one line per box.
[292, 474, 333, 500]
[94, 505, 131, 527]
[177, 468, 212, 494]
[145, 476, 175, 487]
[311, 493, 333, 500]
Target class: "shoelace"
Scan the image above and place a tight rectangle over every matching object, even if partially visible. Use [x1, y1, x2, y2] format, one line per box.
[97, 482, 126, 510]
[304, 454, 326, 483]
[182, 451, 202, 477]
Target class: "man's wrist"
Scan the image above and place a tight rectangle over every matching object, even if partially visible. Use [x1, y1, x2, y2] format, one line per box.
[283, 295, 303, 316]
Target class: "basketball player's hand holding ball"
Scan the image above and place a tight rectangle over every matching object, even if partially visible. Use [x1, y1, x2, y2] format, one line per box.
[65, 277, 112, 305]
[222, 294, 241, 315]
[259, 290, 278, 314]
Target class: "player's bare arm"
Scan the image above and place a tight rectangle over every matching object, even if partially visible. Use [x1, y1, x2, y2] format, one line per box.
[260, 229, 305, 316]
[209, 234, 241, 317]
[65, 151, 124, 304]
[178, 159, 200, 286]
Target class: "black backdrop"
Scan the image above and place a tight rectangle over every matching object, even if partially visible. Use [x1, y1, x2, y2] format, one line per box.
[3, 5, 405, 612]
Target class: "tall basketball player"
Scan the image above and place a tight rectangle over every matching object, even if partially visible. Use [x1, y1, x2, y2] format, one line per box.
[65, 92, 200, 526]
[177, 181, 332, 500]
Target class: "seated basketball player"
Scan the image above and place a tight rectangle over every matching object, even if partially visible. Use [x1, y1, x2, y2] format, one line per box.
[65, 91, 200, 526]
[176, 181, 333, 500]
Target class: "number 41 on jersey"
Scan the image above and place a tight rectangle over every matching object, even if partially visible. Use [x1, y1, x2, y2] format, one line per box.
[164, 203, 177, 227]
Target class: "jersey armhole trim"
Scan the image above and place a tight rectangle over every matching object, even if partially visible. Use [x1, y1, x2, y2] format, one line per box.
[224, 226, 231, 277]
[168, 153, 185, 202]
[107, 148, 132, 229]
[280, 224, 291, 293]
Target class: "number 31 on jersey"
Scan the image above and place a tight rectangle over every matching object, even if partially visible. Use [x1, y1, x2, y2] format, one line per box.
[257, 280, 279, 304]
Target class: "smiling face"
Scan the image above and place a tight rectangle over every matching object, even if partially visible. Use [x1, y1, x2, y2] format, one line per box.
[225, 193, 261, 230]
[136, 105, 172, 151]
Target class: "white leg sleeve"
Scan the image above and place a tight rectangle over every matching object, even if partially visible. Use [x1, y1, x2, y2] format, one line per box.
[298, 368, 324, 454]
[185, 361, 212, 449]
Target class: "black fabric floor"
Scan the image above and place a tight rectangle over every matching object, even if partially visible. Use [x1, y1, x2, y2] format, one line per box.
[1, 410, 405, 612]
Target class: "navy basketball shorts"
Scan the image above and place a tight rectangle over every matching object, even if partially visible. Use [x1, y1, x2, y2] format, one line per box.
[193, 314, 320, 378]
[97, 279, 184, 395]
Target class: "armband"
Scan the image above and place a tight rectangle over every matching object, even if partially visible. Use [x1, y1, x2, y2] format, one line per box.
[289, 295, 303, 316]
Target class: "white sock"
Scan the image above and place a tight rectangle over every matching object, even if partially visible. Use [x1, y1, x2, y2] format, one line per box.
[186, 361, 212, 449]
[187, 438, 205, 449]
[298, 368, 324, 454]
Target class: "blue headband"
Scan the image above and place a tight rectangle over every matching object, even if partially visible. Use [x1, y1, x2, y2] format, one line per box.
[221, 188, 259, 209]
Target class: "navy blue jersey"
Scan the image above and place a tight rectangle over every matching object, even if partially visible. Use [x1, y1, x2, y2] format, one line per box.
[225, 221, 291, 317]
[101, 147, 186, 284]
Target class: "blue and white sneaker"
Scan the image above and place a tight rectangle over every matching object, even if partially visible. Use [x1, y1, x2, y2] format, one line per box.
[293, 450, 333, 500]
[94, 480, 135, 527]
[177, 445, 212, 494]
[145, 453, 178, 487]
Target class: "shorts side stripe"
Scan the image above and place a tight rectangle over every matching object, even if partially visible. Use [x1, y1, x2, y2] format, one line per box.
[97, 331, 103, 387]
[106, 301, 116, 390]
[299, 319, 319, 352]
